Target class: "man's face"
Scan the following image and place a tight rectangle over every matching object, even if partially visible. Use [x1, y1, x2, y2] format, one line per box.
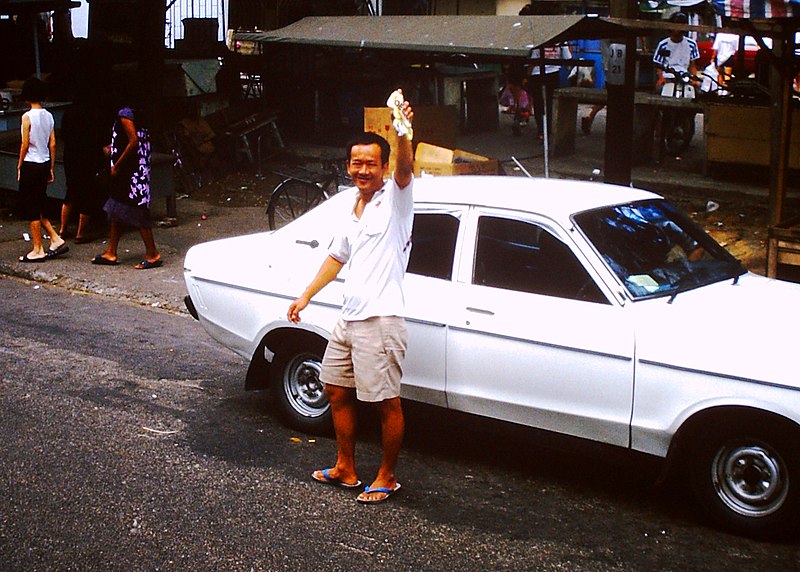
[347, 143, 388, 195]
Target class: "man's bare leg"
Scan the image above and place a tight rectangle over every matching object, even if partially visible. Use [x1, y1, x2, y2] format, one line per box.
[314, 384, 359, 485]
[359, 396, 404, 501]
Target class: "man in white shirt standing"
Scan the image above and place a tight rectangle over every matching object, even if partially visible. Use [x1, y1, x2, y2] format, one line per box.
[652, 12, 700, 90]
[288, 92, 414, 504]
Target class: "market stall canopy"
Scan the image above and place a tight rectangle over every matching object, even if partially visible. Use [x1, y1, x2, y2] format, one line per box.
[234, 15, 635, 58]
[0, 0, 79, 14]
[711, 0, 799, 18]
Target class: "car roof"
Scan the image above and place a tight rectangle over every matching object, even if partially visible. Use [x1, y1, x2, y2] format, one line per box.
[409, 176, 661, 220]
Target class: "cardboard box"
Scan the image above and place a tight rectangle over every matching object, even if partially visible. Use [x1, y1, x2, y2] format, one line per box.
[364, 106, 458, 174]
[413, 142, 500, 177]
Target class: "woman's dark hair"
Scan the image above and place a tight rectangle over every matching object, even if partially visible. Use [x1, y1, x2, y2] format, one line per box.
[346, 132, 391, 165]
[21, 77, 48, 103]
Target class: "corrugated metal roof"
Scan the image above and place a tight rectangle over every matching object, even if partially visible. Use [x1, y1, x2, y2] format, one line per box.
[234, 15, 633, 58]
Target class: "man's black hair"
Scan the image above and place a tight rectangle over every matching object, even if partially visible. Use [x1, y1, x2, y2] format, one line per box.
[671, 11, 688, 24]
[21, 76, 48, 103]
[346, 132, 391, 165]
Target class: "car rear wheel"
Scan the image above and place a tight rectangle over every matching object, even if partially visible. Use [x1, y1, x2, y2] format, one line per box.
[270, 342, 332, 434]
[689, 418, 800, 538]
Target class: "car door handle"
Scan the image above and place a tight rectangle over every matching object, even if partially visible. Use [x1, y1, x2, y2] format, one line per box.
[295, 239, 319, 248]
[466, 307, 495, 316]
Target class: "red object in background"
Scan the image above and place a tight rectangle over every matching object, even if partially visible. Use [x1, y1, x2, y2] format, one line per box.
[696, 36, 762, 73]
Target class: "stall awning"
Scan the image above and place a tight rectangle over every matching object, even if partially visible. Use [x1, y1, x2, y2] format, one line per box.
[234, 15, 634, 58]
[711, 0, 799, 18]
[0, 0, 80, 14]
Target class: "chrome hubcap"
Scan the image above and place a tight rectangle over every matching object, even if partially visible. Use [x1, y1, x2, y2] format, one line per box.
[283, 355, 327, 418]
[713, 443, 788, 518]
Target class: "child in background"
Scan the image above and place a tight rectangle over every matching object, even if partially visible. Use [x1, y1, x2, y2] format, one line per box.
[17, 76, 68, 262]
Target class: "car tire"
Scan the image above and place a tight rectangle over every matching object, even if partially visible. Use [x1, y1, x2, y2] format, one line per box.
[270, 341, 332, 434]
[689, 416, 800, 538]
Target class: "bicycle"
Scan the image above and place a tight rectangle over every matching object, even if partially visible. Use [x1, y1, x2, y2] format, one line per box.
[164, 131, 202, 194]
[266, 159, 352, 230]
[656, 66, 701, 157]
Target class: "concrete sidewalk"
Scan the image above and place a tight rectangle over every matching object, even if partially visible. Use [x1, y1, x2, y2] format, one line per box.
[0, 104, 783, 314]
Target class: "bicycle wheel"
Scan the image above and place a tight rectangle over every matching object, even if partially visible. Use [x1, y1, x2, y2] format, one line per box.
[662, 110, 695, 157]
[267, 179, 326, 230]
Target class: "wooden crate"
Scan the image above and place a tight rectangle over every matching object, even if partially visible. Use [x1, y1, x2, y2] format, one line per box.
[705, 103, 800, 168]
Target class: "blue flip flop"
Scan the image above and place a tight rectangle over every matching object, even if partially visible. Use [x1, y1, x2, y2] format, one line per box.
[357, 482, 402, 504]
[312, 468, 362, 489]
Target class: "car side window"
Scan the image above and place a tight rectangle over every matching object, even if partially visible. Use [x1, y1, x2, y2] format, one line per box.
[473, 216, 608, 304]
[407, 213, 459, 280]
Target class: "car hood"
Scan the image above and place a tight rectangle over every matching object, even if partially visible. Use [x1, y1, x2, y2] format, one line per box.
[184, 229, 330, 296]
[634, 273, 800, 388]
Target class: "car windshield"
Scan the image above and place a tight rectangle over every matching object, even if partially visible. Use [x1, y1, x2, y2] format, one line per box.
[573, 199, 745, 300]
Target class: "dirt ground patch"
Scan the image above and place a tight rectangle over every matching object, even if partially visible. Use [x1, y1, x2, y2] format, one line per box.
[666, 189, 773, 275]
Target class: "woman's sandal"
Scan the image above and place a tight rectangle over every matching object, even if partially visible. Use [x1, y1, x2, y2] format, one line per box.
[135, 259, 163, 270]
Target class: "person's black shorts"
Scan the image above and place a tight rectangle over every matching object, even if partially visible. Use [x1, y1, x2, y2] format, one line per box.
[18, 161, 50, 221]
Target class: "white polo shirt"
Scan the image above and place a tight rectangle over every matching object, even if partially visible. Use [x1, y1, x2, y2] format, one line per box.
[329, 176, 414, 321]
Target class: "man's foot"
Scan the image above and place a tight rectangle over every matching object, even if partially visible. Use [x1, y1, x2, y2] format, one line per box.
[357, 482, 401, 504]
[581, 116, 592, 135]
[312, 468, 362, 489]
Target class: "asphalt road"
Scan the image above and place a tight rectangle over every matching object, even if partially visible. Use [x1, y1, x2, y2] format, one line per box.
[1, 276, 799, 571]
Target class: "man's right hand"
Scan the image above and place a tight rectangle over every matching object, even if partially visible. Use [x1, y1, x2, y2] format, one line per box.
[287, 296, 309, 323]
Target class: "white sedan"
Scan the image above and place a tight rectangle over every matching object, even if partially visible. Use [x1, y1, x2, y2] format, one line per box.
[184, 176, 800, 538]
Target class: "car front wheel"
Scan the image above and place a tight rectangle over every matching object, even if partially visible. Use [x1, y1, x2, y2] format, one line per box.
[689, 418, 800, 538]
[270, 342, 332, 434]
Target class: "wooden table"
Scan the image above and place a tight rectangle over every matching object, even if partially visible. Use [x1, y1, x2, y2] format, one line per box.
[552, 87, 703, 162]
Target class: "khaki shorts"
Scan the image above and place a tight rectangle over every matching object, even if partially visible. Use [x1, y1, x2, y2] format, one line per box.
[320, 316, 408, 402]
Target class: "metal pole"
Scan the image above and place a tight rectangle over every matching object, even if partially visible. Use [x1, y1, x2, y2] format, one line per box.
[33, 16, 41, 79]
[540, 57, 549, 178]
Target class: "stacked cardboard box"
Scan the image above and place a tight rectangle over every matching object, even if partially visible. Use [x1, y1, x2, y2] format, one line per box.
[364, 106, 498, 176]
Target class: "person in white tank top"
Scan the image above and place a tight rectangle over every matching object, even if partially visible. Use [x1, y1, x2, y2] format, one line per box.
[17, 77, 68, 263]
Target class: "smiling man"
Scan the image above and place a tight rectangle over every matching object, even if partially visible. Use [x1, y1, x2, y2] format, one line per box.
[287, 92, 414, 504]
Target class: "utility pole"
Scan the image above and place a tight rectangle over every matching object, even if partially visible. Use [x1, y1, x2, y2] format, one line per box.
[138, 0, 166, 130]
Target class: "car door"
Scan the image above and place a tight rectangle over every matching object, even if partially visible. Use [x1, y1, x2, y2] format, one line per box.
[401, 207, 465, 407]
[445, 208, 635, 447]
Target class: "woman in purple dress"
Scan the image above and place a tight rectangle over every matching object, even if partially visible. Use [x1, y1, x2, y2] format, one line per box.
[92, 106, 162, 269]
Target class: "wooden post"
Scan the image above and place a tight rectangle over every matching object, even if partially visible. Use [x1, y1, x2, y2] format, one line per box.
[766, 28, 795, 277]
[604, 37, 636, 186]
[604, 0, 637, 186]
